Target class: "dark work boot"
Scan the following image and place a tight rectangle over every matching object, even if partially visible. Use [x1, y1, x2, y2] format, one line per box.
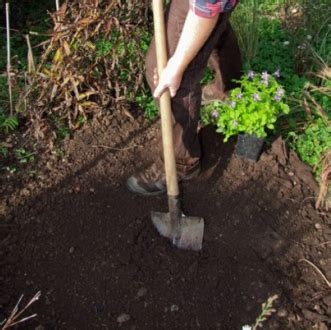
[126, 159, 201, 196]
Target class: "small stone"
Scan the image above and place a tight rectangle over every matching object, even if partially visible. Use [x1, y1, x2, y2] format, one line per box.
[35, 326, 44, 330]
[170, 304, 179, 312]
[317, 323, 328, 330]
[69, 247, 75, 254]
[277, 308, 288, 318]
[313, 304, 324, 315]
[315, 223, 322, 230]
[137, 287, 147, 298]
[89, 188, 95, 193]
[117, 313, 130, 323]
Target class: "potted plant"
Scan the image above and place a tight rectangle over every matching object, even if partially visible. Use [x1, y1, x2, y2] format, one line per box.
[201, 70, 290, 161]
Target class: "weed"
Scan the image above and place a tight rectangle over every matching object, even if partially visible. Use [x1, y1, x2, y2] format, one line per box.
[135, 92, 158, 120]
[15, 147, 35, 164]
[289, 118, 331, 173]
[0, 145, 9, 157]
[0, 113, 19, 133]
[242, 294, 278, 330]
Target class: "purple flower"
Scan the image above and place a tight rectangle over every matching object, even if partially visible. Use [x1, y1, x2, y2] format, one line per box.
[229, 100, 236, 108]
[253, 92, 261, 101]
[261, 71, 270, 86]
[262, 71, 269, 81]
[248, 70, 255, 79]
[211, 110, 219, 119]
[236, 92, 243, 99]
[274, 94, 281, 101]
[274, 69, 281, 78]
[276, 88, 285, 96]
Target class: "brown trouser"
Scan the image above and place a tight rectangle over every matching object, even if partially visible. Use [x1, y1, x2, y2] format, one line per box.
[145, 0, 242, 173]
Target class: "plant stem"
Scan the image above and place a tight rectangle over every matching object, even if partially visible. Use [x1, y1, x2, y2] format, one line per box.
[25, 34, 35, 74]
[6, 2, 13, 116]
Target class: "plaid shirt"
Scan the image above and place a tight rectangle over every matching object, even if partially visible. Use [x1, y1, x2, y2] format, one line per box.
[190, 0, 238, 17]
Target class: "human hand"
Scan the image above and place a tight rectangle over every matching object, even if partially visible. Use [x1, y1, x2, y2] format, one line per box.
[153, 57, 184, 98]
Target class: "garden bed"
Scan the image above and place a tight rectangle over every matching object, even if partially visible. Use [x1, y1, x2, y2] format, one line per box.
[1, 109, 330, 329]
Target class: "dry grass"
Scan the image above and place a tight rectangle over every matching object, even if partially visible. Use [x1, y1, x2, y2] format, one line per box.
[19, 0, 150, 149]
[316, 149, 331, 211]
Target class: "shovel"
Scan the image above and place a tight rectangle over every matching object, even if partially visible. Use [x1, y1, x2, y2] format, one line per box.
[151, 0, 204, 251]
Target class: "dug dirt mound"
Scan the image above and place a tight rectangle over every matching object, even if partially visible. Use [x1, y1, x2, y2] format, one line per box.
[1, 111, 330, 329]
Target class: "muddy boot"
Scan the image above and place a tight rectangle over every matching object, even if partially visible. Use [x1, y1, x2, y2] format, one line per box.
[127, 159, 201, 196]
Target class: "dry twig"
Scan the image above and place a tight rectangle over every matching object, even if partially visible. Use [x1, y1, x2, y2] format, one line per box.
[1, 291, 41, 329]
[299, 258, 331, 288]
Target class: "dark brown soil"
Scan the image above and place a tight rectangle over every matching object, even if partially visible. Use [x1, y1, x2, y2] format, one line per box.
[1, 109, 330, 329]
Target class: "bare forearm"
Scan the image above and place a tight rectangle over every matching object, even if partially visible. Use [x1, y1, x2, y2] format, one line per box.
[153, 9, 219, 98]
[172, 10, 219, 73]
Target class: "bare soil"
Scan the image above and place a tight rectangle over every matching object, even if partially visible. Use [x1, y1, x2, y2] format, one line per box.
[1, 109, 330, 329]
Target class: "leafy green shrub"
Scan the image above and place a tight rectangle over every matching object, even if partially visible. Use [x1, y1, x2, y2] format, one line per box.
[288, 68, 331, 173]
[290, 118, 331, 171]
[250, 17, 309, 95]
[202, 71, 289, 141]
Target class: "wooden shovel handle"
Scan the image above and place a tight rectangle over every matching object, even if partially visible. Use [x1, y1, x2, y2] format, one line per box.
[152, 0, 179, 197]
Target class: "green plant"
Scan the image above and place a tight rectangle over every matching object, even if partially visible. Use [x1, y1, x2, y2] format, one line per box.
[135, 92, 158, 120]
[15, 148, 35, 164]
[289, 118, 331, 172]
[242, 295, 278, 330]
[0, 113, 19, 133]
[0, 145, 9, 157]
[202, 71, 289, 141]
[287, 66, 331, 173]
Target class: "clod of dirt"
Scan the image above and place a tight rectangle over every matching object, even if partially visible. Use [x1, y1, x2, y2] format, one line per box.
[117, 313, 131, 324]
[35, 326, 45, 330]
[271, 136, 288, 166]
[137, 287, 147, 298]
[302, 309, 329, 323]
[277, 308, 288, 318]
[170, 304, 179, 312]
[289, 151, 319, 192]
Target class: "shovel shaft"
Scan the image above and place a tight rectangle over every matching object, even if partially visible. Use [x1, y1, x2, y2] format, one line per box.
[152, 0, 179, 198]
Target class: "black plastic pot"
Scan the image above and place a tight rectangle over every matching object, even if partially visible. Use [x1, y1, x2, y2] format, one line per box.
[235, 133, 264, 161]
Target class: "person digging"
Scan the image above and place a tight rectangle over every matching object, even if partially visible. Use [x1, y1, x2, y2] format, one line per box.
[127, 0, 242, 196]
